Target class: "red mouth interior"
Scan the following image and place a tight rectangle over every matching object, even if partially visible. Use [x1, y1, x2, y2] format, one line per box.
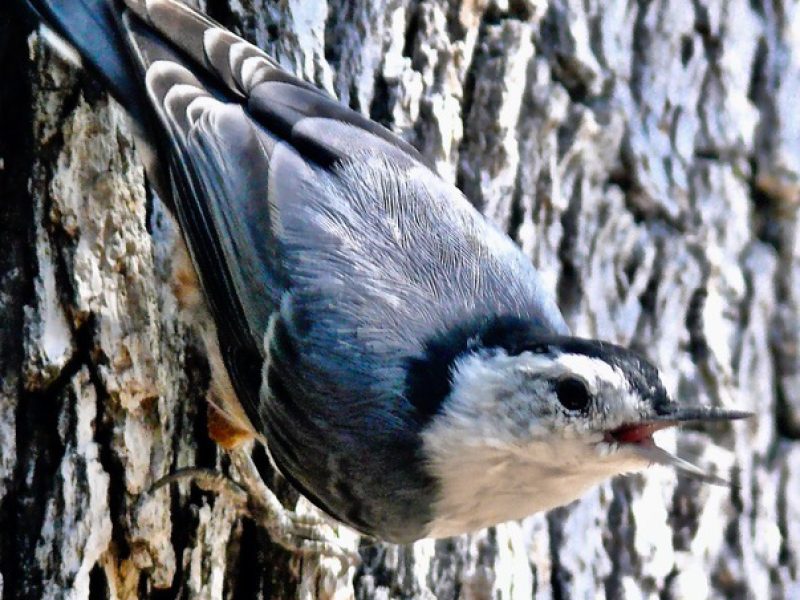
[605, 421, 675, 445]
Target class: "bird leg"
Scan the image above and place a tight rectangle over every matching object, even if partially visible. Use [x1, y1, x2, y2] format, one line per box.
[228, 447, 360, 563]
[149, 448, 360, 564]
[167, 238, 358, 562]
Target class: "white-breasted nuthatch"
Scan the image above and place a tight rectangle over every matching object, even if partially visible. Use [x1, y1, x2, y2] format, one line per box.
[20, 0, 751, 547]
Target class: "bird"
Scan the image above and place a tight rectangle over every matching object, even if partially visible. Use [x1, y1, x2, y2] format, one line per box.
[18, 0, 751, 549]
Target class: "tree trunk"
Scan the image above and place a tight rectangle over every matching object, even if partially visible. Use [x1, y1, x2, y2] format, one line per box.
[1, 0, 799, 598]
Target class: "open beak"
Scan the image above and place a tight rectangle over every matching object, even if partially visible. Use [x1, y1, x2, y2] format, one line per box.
[604, 407, 753, 485]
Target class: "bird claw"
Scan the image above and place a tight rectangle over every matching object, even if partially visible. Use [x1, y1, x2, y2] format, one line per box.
[228, 448, 361, 565]
[148, 450, 360, 566]
[150, 467, 250, 508]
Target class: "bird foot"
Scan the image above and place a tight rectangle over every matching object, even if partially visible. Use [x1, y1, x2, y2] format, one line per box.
[150, 449, 360, 565]
[228, 447, 361, 564]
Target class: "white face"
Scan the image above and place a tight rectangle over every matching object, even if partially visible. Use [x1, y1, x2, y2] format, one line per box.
[420, 348, 665, 538]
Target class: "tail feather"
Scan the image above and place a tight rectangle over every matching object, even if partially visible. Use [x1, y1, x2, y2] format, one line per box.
[23, 0, 144, 118]
[20, 0, 178, 199]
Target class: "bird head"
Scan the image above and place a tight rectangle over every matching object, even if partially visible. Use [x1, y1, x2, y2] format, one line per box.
[416, 319, 751, 538]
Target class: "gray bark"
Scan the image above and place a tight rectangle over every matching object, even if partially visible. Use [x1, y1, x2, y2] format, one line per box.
[1, 0, 799, 598]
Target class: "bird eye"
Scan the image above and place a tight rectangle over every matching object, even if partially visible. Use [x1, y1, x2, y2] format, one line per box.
[555, 377, 591, 411]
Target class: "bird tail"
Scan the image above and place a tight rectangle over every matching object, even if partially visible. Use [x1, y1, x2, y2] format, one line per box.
[19, 0, 151, 122]
[18, 0, 185, 199]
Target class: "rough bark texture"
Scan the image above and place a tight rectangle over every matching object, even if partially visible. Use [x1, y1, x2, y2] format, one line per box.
[1, 0, 799, 598]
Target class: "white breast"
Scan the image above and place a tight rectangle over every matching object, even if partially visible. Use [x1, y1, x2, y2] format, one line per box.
[424, 439, 643, 538]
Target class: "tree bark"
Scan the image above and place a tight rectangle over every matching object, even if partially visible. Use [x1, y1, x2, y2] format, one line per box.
[2, 0, 799, 598]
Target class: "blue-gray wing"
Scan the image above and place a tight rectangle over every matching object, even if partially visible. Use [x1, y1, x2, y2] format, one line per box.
[117, 0, 433, 421]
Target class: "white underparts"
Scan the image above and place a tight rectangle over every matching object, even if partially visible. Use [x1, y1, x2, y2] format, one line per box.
[424, 438, 649, 539]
